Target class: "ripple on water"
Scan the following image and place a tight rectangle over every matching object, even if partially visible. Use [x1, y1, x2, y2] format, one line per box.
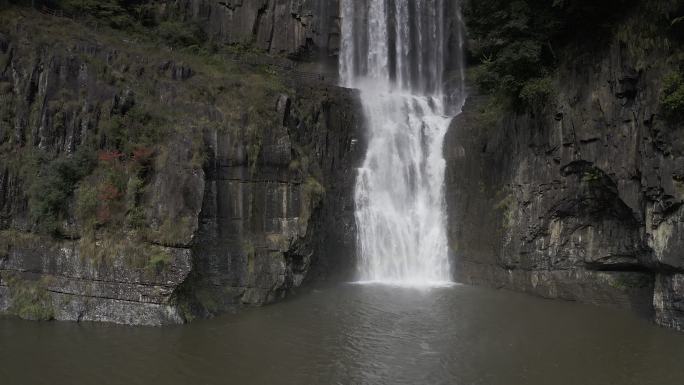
[2, 284, 684, 385]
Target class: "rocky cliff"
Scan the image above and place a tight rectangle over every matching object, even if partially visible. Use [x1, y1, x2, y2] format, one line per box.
[184, 84, 361, 316]
[0, 7, 361, 325]
[6, 0, 684, 334]
[447, 5, 684, 330]
[158, 0, 341, 60]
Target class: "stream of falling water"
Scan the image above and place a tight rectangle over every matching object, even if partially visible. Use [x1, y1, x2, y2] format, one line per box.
[340, 0, 465, 285]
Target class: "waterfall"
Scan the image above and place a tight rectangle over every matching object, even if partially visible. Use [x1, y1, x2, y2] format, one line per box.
[340, 0, 465, 286]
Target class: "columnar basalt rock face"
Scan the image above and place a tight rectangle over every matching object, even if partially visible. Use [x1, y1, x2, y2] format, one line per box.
[160, 0, 341, 59]
[186, 85, 362, 312]
[0, 21, 207, 324]
[0, 235, 193, 325]
[445, 37, 684, 328]
[0, 10, 362, 325]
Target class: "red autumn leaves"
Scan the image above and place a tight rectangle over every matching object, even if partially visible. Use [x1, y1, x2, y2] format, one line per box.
[94, 147, 153, 224]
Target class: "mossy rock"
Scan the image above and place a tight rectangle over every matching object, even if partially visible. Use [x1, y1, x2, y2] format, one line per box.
[3, 273, 55, 321]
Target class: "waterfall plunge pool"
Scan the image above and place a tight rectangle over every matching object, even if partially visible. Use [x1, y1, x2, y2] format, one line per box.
[2, 283, 684, 385]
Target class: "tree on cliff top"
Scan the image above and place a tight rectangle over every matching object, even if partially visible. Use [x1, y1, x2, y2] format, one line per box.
[463, 0, 681, 106]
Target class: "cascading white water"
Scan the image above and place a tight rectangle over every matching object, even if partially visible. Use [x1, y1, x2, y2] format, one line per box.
[340, 0, 466, 286]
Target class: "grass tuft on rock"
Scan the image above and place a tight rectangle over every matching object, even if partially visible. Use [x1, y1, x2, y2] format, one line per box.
[661, 71, 684, 123]
[3, 273, 54, 321]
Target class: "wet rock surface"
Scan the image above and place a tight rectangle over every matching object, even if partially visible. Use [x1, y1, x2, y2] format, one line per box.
[0, 10, 362, 325]
[445, 40, 684, 329]
[160, 0, 341, 59]
[185, 85, 363, 313]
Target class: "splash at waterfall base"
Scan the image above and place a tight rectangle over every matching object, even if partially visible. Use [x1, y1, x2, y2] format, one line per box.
[352, 83, 455, 287]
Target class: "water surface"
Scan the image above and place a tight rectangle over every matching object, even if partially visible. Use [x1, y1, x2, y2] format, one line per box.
[2, 284, 684, 385]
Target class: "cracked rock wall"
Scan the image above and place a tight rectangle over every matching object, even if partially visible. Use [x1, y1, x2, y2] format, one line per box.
[0, 8, 361, 325]
[160, 0, 341, 59]
[446, 27, 684, 329]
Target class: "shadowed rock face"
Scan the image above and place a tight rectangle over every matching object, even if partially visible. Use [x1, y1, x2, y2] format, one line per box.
[185, 86, 363, 313]
[160, 0, 342, 59]
[445, 35, 684, 329]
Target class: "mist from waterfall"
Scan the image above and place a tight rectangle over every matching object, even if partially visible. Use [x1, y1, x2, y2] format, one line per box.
[340, 0, 466, 285]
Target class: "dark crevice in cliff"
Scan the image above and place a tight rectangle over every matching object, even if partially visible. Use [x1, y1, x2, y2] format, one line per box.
[585, 263, 652, 273]
[252, 2, 268, 46]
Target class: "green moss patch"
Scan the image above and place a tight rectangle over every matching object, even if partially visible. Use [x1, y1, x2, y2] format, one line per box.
[2, 273, 55, 321]
[661, 71, 684, 123]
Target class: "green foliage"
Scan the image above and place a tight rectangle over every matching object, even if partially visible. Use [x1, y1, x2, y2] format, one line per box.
[29, 147, 96, 234]
[54, 0, 208, 46]
[125, 206, 146, 229]
[190, 147, 207, 170]
[146, 251, 171, 274]
[0, 230, 45, 256]
[291, 176, 326, 231]
[465, 0, 559, 102]
[70, 144, 154, 233]
[74, 183, 99, 231]
[75, 229, 173, 274]
[129, 2, 158, 28]
[582, 167, 603, 183]
[72, 114, 158, 233]
[147, 216, 194, 247]
[246, 118, 264, 175]
[608, 273, 652, 290]
[661, 71, 684, 122]
[100, 105, 164, 153]
[303, 176, 325, 204]
[1, 1, 290, 268]
[469, 92, 507, 131]
[520, 76, 556, 107]
[4, 273, 54, 321]
[613, 0, 684, 69]
[157, 21, 206, 49]
[125, 175, 144, 205]
[57, 0, 134, 29]
[464, 0, 638, 105]
[494, 192, 516, 230]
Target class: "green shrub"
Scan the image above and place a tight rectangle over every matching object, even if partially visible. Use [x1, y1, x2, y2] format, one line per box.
[4, 273, 54, 321]
[129, 2, 158, 28]
[301, 176, 325, 214]
[126, 206, 146, 229]
[661, 71, 684, 122]
[157, 21, 206, 49]
[146, 251, 171, 274]
[464, 0, 641, 106]
[608, 273, 652, 290]
[147, 216, 194, 247]
[581, 167, 603, 183]
[520, 76, 556, 107]
[74, 183, 99, 231]
[100, 106, 165, 153]
[29, 148, 96, 234]
[57, 0, 134, 29]
[494, 192, 516, 230]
